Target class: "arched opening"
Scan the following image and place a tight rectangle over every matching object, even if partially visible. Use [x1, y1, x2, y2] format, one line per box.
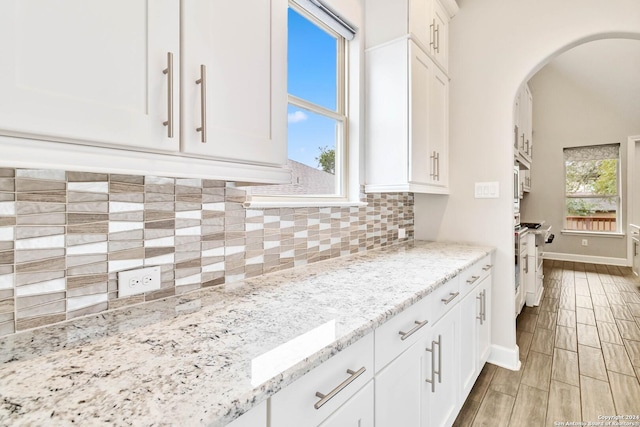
[415, 0, 640, 370]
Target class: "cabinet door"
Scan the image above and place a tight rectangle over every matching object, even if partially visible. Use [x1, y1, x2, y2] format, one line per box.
[181, 0, 287, 166]
[0, 0, 180, 151]
[428, 64, 449, 188]
[409, 42, 432, 186]
[633, 240, 640, 276]
[375, 342, 423, 427]
[320, 381, 374, 427]
[459, 289, 479, 400]
[423, 306, 460, 427]
[478, 279, 492, 365]
[431, 0, 449, 70]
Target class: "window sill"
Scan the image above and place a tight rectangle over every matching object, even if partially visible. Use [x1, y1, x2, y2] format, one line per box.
[561, 230, 625, 238]
[243, 198, 367, 209]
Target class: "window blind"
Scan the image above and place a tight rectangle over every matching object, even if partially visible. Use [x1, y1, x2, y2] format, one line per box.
[563, 143, 620, 162]
[292, 0, 356, 40]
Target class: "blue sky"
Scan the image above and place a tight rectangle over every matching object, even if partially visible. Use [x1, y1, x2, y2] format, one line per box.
[287, 7, 338, 169]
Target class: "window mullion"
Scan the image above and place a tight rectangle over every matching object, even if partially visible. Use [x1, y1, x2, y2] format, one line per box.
[288, 94, 345, 122]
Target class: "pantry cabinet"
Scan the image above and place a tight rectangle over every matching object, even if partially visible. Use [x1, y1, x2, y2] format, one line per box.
[0, 0, 289, 184]
[0, 0, 180, 152]
[366, 39, 449, 194]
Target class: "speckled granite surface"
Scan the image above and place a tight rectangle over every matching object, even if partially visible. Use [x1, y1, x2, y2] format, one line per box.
[0, 241, 493, 426]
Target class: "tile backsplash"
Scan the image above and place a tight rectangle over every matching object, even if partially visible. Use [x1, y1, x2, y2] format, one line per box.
[0, 168, 414, 336]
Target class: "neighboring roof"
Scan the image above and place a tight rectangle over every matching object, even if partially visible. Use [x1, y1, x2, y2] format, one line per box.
[248, 159, 335, 196]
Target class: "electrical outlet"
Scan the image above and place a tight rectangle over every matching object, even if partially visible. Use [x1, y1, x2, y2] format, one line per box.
[118, 266, 161, 298]
[582, 239, 588, 247]
[398, 228, 406, 239]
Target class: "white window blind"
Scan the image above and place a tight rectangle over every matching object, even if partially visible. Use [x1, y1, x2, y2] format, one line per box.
[291, 0, 356, 40]
[564, 143, 619, 162]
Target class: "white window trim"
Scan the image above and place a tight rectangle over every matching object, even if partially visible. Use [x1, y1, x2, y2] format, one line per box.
[245, 1, 362, 208]
[563, 145, 622, 234]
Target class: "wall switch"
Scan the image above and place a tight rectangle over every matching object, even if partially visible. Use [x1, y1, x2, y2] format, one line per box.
[474, 182, 500, 198]
[118, 266, 161, 298]
[581, 239, 588, 247]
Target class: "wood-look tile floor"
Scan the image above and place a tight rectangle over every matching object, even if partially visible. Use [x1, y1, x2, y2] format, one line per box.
[454, 261, 640, 427]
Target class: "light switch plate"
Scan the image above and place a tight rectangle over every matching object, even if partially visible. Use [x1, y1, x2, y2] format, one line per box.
[474, 182, 500, 199]
[118, 266, 161, 298]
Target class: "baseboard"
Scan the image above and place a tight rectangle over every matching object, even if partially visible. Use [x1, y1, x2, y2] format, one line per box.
[543, 252, 628, 267]
[487, 344, 521, 371]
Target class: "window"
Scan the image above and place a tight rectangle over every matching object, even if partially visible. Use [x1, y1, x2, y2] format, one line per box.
[564, 144, 621, 233]
[248, 1, 353, 200]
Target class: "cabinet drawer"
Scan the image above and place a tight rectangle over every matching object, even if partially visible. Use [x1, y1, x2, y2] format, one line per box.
[429, 276, 460, 323]
[271, 333, 374, 427]
[459, 254, 493, 296]
[374, 296, 430, 372]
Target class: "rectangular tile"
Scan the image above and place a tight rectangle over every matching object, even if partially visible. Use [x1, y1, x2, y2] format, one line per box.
[578, 344, 608, 381]
[625, 339, 640, 368]
[555, 325, 577, 351]
[508, 384, 547, 427]
[577, 323, 600, 348]
[556, 309, 576, 327]
[576, 307, 596, 325]
[530, 327, 555, 355]
[521, 351, 552, 391]
[601, 342, 636, 376]
[551, 348, 579, 386]
[472, 389, 514, 427]
[580, 375, 616, 423]
[616, 319, 640, 341]
[607, 371, 640, 415]
[593, 305, 615, 323]
[545, 380, 581, 426]
[596, 321, 623, 345]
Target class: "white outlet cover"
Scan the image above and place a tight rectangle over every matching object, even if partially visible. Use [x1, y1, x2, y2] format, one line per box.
[118, 266, 161, 298]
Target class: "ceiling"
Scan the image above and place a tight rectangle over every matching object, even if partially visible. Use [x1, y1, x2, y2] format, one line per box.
[532, 38, 640, 127]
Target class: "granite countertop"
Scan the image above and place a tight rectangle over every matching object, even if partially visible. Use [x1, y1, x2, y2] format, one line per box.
[0, 240, 494, 426]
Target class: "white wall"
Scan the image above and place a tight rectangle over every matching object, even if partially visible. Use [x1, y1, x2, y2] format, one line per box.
[523, 43, 640, 261]
[415, 0, 640, 369]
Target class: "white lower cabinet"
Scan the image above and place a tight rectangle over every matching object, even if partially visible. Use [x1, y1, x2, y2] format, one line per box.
[266, 255, 493, 427]
[424, 304, 460, 427]
[319, 381, 374, 427]
[459, 274, 492, 399]
[270, 333, 374, 427]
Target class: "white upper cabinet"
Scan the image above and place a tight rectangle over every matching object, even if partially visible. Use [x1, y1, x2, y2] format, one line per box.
[0, 0, 180, 152]
[181, 0, 287, 166]
[0, 0, 290, 183]
[366, 40, 449, 194]
[365, 0, 457, 71]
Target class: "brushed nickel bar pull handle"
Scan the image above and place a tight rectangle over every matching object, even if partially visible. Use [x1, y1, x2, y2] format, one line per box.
[482, 264, 492, 271]
[162, 52, 174, 138]
[430, 20, 435, 50]
[425, 341, 435, 392]
[466, 275, 480, 285]
[430, 151, 437, 179]
[398, 319, 429, 341]
[435, 24, 440, 53]
[434, 335, 442, 384]
[441, 292, 459, 305]
[482, 290, 487, 322]
[435, 152, 440, 181]
[196, 64, 207, 143]
[314, 366, 366, 410]
[476, 293, 483, 323]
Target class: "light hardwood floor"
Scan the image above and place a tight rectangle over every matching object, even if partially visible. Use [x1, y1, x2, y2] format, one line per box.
[454, 260, 640, 427]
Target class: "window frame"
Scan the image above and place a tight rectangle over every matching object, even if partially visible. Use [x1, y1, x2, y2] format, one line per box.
[562, 144, 622, 235]
[245, 2, 360, 207]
